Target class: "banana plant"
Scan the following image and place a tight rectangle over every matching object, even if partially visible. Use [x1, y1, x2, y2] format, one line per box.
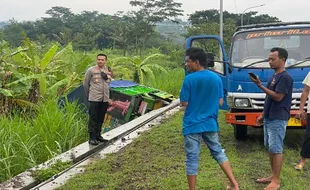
[107, 58, 133, 80]
[113, 53, 167, 84]
[11, 39, 78, 102]
[0, 39, 91, 115]
[46, 52, 92, 96]
[0, 41, 33, 115]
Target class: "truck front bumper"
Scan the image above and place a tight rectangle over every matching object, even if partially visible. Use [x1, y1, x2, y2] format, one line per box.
[226, 110, 307, 128]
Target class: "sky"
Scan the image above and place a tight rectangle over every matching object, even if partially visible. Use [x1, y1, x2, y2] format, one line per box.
[1, 0, 310, 22]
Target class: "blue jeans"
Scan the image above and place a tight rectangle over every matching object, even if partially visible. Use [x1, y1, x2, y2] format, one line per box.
[264, 118, 287, 154]
[184, 132, 228, 175]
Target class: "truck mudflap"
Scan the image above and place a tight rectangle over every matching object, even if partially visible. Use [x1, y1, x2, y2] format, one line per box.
[226, 110, 307, 128]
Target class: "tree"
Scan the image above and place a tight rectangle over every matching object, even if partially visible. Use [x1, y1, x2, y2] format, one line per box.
[52, 28, 76, 45]
[40, 7, 74, 41]
[130, 0, 183, 24]
[186, 19, 236, 53]
[108, 13, 135, 55]
[129, 0, 184, 53]
[188, 9, 220, 25]
[45, 6, 74, 22]
[94, 14, 116, 49]
[2, 19, 25, 47]
[243, 12, 280, 25]
[0, 30, 3, 40]
[188, 9, 280, 26]
[74, 24, 101, 51]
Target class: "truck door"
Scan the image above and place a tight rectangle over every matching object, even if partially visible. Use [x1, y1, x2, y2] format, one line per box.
[185, 35, 229, 110]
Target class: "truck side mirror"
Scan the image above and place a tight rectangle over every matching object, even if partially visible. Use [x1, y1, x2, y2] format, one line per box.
[206, 52, 215, 67]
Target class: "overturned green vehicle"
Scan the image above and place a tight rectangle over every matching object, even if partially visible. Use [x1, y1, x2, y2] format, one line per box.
[59, 80, 175, 132]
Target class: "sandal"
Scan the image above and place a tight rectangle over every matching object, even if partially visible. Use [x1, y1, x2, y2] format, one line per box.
[294, 164, 304, 170]
[255, 177, 271, 184]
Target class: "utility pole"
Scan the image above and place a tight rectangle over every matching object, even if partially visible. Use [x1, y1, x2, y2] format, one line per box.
[220, 0, 223, 41]
[220, 0, 223, 61]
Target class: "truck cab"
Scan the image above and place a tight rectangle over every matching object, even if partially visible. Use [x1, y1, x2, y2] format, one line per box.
[185, 22, 310, 139]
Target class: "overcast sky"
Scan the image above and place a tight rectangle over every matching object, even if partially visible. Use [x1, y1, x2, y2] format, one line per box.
[1, 0, 309, 22]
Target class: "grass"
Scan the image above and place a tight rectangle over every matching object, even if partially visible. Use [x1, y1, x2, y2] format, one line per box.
[32, 160, 72, 183]
[150, 68, 184, 97]
[0, 99, 88, 183]
[58, 110, 310, 190]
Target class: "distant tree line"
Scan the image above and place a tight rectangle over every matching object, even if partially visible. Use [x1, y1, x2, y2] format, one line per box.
[0, 0, 183, 55]
[0, 2, 280, 55]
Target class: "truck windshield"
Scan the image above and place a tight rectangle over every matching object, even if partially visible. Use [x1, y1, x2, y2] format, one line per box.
[231, 28, 310, 68]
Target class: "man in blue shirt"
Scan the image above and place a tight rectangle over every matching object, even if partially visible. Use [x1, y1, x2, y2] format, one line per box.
[250, 47, 293, 190]
[180, 47, 239, 190]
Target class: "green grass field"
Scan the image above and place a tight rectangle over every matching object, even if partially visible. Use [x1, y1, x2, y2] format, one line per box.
[58, 110, 310, 190]
[0, 99, 88, 182]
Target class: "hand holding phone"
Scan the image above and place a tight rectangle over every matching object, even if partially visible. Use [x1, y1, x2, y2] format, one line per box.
[248, 72, 258, 79]
[249, 72, 262, 87]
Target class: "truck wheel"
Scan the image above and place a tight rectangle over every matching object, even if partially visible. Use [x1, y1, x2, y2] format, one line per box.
[234, 124, 247, 140]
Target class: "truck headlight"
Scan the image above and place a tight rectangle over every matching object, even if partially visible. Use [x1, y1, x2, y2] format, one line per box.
[234, 98, 250, 107]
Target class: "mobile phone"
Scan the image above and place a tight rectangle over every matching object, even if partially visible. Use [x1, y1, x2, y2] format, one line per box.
[248, 72, 258, 79]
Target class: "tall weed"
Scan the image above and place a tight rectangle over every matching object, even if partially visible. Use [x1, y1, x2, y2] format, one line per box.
[150, 68, 184, 97]
[0, 99, 88, 182]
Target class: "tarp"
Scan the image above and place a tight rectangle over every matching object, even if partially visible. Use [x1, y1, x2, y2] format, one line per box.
[58, 84, 89, 112]
[109, 80, 138, 88]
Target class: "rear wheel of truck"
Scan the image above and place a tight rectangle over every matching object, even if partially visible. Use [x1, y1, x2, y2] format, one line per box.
[234, 124, 247, 140]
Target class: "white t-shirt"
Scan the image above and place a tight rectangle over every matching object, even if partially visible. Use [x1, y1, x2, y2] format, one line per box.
[302, 72, 310, 113]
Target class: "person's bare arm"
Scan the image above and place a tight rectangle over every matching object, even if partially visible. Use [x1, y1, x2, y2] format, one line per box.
[180, 102, 188, 107]
[250, 76, 285, 102]
[219, 98, 223, 106]
[258, 85, 285, 102]
[300, 85, 310, 111]
[296, 84, 310, 118]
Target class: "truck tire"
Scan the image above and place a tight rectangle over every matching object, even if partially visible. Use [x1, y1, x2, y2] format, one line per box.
[234, 124, 247, 140]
